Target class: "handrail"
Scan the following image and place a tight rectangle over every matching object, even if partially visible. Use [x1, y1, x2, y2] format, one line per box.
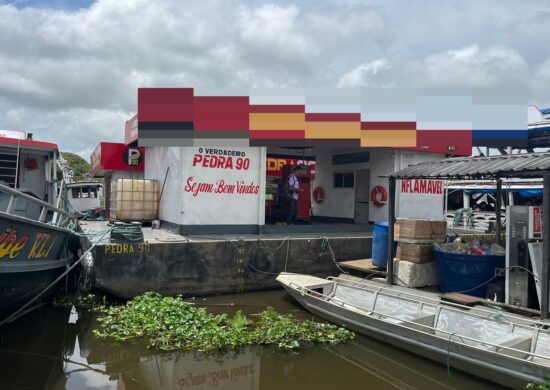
[0, 183, 75, 228]
[288, 282, 550, 364]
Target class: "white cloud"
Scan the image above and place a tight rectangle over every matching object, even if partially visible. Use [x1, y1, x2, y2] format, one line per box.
[419, 45, 529, 88]
[0, 1, 550, 156]
[337, 59, 391, 87]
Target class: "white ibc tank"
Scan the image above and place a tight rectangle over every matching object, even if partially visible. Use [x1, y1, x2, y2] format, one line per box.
[110, 179, 159, 221]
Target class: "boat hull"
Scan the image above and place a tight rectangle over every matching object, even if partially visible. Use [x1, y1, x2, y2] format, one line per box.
[280, 278, 550, 389]
[0, 213, 72, 310]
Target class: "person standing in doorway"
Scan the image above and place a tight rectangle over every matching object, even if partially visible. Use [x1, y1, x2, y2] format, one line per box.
[286, 166, 302, 225]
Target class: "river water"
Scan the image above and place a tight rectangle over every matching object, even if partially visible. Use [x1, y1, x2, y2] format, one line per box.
[0, 289, 504, 390]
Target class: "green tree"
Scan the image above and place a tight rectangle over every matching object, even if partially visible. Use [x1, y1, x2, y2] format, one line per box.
[58, 152, 91, 181]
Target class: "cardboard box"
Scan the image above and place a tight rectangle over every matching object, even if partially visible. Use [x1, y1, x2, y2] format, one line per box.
[394, 219, 447, 241]
[396, 243, 434, 263]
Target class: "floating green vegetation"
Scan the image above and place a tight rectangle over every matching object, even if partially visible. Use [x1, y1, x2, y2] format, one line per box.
[93, 292, 354, 351]
[54, 293, 107, 312]
[526, 382, 550, 390]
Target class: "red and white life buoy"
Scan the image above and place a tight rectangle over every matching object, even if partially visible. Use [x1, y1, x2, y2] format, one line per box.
[313, 186, 325, 204]
[370, 186, 388, 207]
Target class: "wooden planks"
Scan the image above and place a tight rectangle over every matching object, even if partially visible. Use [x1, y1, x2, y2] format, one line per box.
[440, 292, 483, 307]
[338, 259, 387, 276]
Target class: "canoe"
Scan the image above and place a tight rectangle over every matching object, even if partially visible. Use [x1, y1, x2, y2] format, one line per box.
[277, 272, 550, 389]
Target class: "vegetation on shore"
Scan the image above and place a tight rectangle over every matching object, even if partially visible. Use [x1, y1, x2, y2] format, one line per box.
[91, 292, 354, 351]
[57, 152, 91, 180]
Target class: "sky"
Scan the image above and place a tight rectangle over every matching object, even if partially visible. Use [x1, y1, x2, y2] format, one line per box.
[1, 0, 550, 158]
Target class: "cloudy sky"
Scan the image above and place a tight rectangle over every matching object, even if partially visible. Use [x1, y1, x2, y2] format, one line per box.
[1, 0, 549, 157]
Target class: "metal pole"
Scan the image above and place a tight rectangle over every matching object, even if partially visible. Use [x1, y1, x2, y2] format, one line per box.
[386, 177, 396, 285]
[444, 181, 448, 215]
[14, 139, 21, 189]
[496, 178, 502, 243]
[541, 174, 550, 319]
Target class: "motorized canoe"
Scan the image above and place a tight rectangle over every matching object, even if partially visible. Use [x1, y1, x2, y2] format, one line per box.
[277, 272, 550, 389]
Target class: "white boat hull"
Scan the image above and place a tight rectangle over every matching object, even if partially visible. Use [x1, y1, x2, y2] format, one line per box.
[278, 273, 550, 389]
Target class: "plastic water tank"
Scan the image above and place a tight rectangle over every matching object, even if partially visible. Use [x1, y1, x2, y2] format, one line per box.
[434, 248, 505, 298]
[372, 222, 395, 269]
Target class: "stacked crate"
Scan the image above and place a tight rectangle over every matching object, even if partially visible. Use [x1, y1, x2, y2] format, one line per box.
[394, 219, 447, 263]
[392, 219, 447, 287]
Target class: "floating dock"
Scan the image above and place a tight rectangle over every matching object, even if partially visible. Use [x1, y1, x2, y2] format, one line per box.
[79, 221, 372, 298]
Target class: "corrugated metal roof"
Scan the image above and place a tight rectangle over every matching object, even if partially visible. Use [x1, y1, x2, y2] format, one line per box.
[390, 152, 550, 179]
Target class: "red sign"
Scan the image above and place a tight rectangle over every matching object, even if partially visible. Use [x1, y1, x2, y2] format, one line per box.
[266, 155, 315, 177]
[400, 179, 443, 194]
[533, 207, 542, 235]
[91, 142, 145, 177]
[124, 114, 138, 145]
[192, 148, 250, 170]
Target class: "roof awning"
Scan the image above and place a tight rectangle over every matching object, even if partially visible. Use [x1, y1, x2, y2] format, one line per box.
[387, 152, 550, 180]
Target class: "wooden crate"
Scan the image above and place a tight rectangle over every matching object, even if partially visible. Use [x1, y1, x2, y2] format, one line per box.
[394, 219, 447, 241]
[395, 243, 433, 263]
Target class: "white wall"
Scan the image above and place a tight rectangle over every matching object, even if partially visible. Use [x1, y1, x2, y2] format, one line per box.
[18, 152, 47, 200]
[145, 146, 266, 226]
[312, 148, 396, 221]
[395, 150, 446, 221]
[144, 147, 182, 225]
[311, 149, 355, 219]
[180, 146, 266, 225]
[312, 148, 446, 222]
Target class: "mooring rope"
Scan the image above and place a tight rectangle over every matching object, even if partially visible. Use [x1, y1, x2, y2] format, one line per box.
[110, 223, 144, 242]
[321, 237, 348, 274]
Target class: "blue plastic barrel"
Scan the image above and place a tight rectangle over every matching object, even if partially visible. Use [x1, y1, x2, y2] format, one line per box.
[434, 248, 505, 298]
[372, 222, 396, 269]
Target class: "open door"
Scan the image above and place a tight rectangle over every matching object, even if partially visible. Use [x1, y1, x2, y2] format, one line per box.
[354, 169, 370, 224]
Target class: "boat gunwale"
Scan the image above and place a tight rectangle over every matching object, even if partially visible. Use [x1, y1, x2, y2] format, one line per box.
[0, 211, 73, 234]
[282, 277, 550, 366]
[0, 257, 70, 273]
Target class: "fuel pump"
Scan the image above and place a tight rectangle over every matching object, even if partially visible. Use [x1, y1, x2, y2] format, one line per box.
[505, 206, 543, 308]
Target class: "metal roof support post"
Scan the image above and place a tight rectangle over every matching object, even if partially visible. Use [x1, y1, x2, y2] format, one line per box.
[386, 176, 396, 285]
[541, 174, 550, 320]
[496, 178, 503, 245]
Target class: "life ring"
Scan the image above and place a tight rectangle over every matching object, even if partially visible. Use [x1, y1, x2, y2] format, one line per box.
[313, 186, 325, 204]
[370, 186, 388, 207]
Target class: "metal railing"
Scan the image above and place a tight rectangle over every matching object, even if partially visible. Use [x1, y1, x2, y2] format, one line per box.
[0, 183, 75, 229]
[287, 280, 550, 365]
[329, 276, 549, 327]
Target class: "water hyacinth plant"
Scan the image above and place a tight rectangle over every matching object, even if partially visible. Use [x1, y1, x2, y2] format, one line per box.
[93, 292, 354, 351]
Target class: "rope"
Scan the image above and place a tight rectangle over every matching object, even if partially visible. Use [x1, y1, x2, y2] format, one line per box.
[110, 223, 144, 242]
[0, 226, 115, 327]
[321, 237, 348, 274]
[450, 265, 540, 296]
[446, 332, 457, 376]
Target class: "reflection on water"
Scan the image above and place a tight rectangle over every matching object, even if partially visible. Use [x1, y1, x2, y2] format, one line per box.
[0, 290, 503, 390]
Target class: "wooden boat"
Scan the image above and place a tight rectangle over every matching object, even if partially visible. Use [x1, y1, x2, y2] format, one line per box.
[66, 181, 104, 215]
[0, 132, 77, 311]
[277, 272, 550, 389]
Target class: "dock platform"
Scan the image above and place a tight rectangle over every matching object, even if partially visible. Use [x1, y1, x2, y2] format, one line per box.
[79, 221, 373, 299]
[338, 258, 387, 277]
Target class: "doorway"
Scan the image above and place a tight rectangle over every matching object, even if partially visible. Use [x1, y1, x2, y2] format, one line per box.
[354, 169, 370, 224]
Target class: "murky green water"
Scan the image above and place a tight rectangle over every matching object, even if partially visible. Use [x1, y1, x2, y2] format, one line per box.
[0, 290, 504, 389]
